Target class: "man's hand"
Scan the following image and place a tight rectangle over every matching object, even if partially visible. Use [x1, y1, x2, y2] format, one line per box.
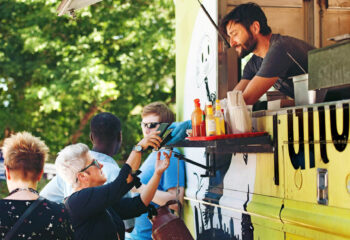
[155, 151, 172, 176]
[137, 131, 162, 151]
[167, 120, 192, 145]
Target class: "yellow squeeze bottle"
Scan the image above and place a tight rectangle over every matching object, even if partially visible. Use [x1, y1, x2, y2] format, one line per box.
[214, 100, 226, 135]
[206, 103, 216, 136]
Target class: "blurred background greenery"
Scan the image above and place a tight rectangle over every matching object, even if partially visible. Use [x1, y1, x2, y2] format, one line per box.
[0, 0, 175, 167]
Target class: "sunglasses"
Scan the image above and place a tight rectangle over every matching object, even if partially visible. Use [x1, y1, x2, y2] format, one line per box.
[141, 122, 162, 129]
[79, 159, 102, 173]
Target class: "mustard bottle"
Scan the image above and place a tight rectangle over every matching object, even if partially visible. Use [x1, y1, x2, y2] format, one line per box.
[206, 103, 216, 136]
[214, 100, 226, 135]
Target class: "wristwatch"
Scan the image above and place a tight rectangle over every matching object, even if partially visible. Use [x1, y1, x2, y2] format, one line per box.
[132, 145, 143, 153]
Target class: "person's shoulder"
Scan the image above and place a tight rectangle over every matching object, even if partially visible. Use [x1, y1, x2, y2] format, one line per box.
[42, 199, 73, 235]
[42, 198, 70, 215]
[43, 198, 65, 208]
[271, 34, 313, 48]
[248, 54, 262, 63]
[269, 34, 288, 48]
[90, 150, 119, 167]
[0, 199, 6, 208]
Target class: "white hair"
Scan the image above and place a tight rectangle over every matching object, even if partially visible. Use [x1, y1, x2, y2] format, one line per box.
[55, 143, 90, 189]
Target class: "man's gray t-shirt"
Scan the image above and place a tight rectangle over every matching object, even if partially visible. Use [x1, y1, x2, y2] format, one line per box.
[242, 34, 315, 98]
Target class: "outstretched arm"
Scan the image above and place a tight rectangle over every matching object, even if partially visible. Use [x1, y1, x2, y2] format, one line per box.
[132, 150, 185, 211]
[233, 79, 250, 92]
[134, 186, 184, 211]
[140, 151, 172, 206]
[242, 76, 278, 105]
[125, 132, 162, 183]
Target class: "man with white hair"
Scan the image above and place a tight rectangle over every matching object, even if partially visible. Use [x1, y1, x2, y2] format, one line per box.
[55, 136, 170, 240]
[40, 112, 135, 229]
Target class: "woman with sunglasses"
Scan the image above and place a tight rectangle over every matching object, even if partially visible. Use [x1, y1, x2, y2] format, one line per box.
[127, 102, 186, 240]
[0, 132, 73, 239]
[55, 131, 171, 240]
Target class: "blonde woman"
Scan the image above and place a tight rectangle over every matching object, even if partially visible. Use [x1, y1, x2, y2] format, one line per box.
[0, 132, 73, 239]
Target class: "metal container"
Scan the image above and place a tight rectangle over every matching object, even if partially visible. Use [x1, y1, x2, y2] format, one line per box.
[308, 40, 350, 90]
[293, 74, 316, 106]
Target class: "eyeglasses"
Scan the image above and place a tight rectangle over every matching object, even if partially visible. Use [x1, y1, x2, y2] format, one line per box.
[141, 122, 162, 129]
[79, 159, 102, 173]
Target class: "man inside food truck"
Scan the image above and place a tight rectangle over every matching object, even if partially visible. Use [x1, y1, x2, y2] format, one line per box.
[167, 2, 316, 144]
[220, 2, 315, 105]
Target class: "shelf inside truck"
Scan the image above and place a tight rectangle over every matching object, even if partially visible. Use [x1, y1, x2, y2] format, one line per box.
[169, 132, 274, 153]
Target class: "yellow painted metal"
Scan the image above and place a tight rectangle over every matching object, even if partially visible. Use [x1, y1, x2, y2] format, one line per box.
[254, 224, 285, 240]
[282, 107, 350, 209]
[175, 0, 200, 121]
[250, 106, 350, 239]
[286, 232, 313, 240]
[248, 194, 284, 231]
[182, 200, 196, 238]
[282, 199, 350, 240]
[254, 115, 285, 198]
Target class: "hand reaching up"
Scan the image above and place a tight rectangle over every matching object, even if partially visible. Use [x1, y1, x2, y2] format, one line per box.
[155, 151, 172, 176]
[139, 150, 173, 207]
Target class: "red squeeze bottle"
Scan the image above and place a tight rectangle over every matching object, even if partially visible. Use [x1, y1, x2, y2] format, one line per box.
[191, 99, 204, 137]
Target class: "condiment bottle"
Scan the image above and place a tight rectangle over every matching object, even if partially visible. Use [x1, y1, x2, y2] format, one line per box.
[214, 99, 226, 135]
[206, 103, 216, 136]
[191, 99, 204, 137]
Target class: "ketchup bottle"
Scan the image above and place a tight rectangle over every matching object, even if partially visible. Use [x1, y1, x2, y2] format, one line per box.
[191, 99, 204, 137]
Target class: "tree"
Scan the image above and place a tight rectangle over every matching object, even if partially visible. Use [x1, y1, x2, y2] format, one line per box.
[0, 0, 175, 162]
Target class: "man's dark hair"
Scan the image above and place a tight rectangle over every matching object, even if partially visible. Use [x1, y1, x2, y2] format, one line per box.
[220, 2, 271, 36]
[90, 112, 121, 144]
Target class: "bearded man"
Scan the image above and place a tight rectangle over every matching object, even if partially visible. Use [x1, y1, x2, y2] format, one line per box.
[220, 2, 315, 105]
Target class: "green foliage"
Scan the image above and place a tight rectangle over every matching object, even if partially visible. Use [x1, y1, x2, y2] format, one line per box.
[0, 0, 175, 162]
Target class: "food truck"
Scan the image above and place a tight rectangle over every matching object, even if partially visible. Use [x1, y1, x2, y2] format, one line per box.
[175, 0, 350, 239]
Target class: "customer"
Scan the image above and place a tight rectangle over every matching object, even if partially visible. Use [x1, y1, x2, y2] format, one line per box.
[0, 132, 73, 239]
[127, 102, 186, 240]
[55, 132, 170, 240]
[41, 112, 134, 230]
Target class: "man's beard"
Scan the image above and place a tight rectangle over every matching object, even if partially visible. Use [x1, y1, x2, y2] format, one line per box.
[239, 30, 257, 58]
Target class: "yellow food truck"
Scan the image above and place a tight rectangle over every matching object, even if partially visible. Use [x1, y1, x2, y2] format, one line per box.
[175, 1, 350, 239]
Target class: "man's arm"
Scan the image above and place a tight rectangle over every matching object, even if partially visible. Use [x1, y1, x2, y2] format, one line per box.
[160, 187, 184, 211]
[242, 75, 278, 105]
[233, 79, 250, 92]
[134, 185, 184, 211]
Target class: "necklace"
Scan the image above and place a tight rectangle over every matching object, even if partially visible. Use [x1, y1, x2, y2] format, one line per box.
[8, 188, 39, 197]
